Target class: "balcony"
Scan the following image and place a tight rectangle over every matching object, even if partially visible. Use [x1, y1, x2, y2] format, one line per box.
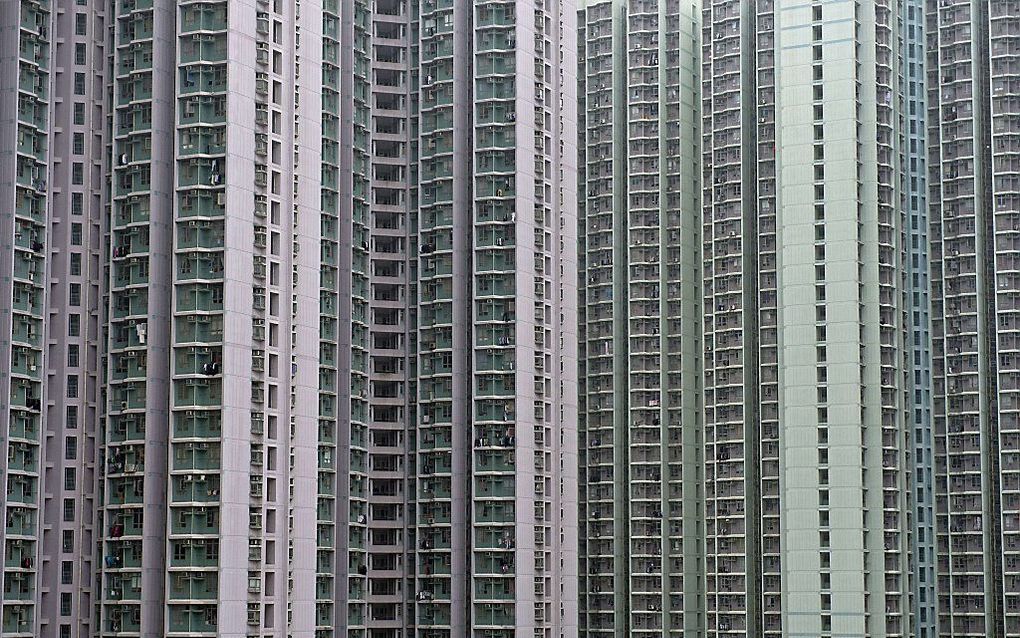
[179, 4, 227, 34]
[179, 36, 227, 64]
[167, 604, 217, 634]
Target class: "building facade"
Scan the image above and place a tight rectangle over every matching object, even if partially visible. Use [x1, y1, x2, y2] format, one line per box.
[14, 1, 1020, 638]
[102, 0, 324, 635]
[702, 0, 917, 636]
[577, 0, 702, 636]
[927, 0, 1020, 636]
[2, 1, 579, 638]
[333, 1, 580, 637]
[575, 0, 926, 636]
[0, 1, 107, 636]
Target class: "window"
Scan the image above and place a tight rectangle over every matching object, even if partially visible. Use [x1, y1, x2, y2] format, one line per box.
[72, 192, 84, 216]
[71, 223, 83, 245]
[65, 436, 78, 461]
[64, 468, 76, 491]
[73, 103, 85, 125]
[61, 561, 73, 585]
[74, 73, 86, 96]
[72, 162, 83, 185]
[74, 13, 87, 35]
[62, 530, 74, 553]
[73, 132, 84, 154]
[69, 283, 81, 306]
[68, 314, 80, 337]
[67, 372, 79, 398]
[66, 405, 78, 429]
[68, 344, 79, 368]
[60, 593, 72, 617]
[62, 498, 75, 522]
[74, 43, 86, 65]
[70, 253, 82, 276]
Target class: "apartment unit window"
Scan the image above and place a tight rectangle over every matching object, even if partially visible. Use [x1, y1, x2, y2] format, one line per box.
[67, 374, 79, 399]
[60, 592, 72, 616]
[68, 314, 80, 336]
[69, 283, 81, 306]
[74, 13, 87, 35]
[71, 223, 83, 245]
[74, 73, 86, 96]
[64, 468, 76, 491]
[73, 132, 84, 154]
[65, 435, 78, 460]
[62, 498, 75, 522]
[66, 405, 78, 429]
[61, 561, 73, 584]
[74, 43, 86, 66]
[72, 163, 84, 185]
[62, 530, 74, 552]
[73, 103, 85, 125]
[68, 344, 79, 367]
[70, 253, 82, 275]
[72, 192, 84, 216]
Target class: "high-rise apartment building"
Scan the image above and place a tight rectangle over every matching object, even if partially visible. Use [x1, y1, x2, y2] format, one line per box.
[927, 1, 1020, 636]
[577, 1, 702, 636]
[102, 0, 324, 635]
[332, 1, 579, 636]
[588, 1, 919, 637]
[702, 0, 917, 635]
[1, 1, 106, 636]
[1, 1, 579, 638]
